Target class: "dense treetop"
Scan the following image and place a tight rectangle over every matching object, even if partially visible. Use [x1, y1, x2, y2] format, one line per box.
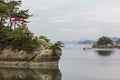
[96, 36, 113, 45]
[0, 0, 31, 29]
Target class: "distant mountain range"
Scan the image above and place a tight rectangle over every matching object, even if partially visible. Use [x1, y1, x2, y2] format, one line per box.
[63, 40, 95, 45]
[63, 37, 120, 45]
[77, 40, 94, 44]
[110, 37, 120, 42]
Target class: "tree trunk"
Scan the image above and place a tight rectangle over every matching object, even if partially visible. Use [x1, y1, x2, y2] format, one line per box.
[0, 18, 2, 25]
[0, 17, 4, 25]
[8, 17, 13, 29]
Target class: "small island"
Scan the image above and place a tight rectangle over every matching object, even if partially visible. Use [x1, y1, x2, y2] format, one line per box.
[0, 0, 64, 68]
[92, 36, 120, 48]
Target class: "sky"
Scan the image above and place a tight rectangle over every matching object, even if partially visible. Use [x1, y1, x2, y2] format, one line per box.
[21, 0, 120, 41]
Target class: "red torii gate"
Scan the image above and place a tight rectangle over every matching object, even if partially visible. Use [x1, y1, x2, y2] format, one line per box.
[11, 17, 27, 29]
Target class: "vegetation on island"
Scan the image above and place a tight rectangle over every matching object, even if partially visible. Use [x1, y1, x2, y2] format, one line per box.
[92, 36, 120, 48]
[0, 0, 64, 53]
[96, 36, 113, 45]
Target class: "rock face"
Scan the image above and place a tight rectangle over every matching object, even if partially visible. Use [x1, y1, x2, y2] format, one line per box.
[92, 42, 120, 48]
[0, 68, 62, 80]
[0, 46, 62, 68]
[92, 44, 114, 48]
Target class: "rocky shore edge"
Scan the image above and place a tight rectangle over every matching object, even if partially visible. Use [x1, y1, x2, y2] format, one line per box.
[0, 61, 59, 68]
[0, 45, 62, 68]
[92, 43, 120, 48]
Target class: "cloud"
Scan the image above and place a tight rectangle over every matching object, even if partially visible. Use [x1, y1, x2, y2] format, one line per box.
[48, 11, 95, 23]
[48, 15, 73, 23]
[85, 5, 120, 24]
[21, 0, 120, 41]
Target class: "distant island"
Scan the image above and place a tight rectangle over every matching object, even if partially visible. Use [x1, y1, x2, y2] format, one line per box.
[92, 36, 120, 48]
[0, 0, 64, 68]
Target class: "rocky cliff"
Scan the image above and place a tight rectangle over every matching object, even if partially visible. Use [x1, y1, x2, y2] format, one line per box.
[92, 42, 120, 49]
[0, 68, 62, 80]
[0, 44, 62, 68]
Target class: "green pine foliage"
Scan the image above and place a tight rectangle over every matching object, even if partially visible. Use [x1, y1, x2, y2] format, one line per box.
[50, 41, 64, 56]
[0, 25, 64, 53]
[0, 25, 39, 52]
[0, 0, 31, 28]
[96, 36, 113, 45]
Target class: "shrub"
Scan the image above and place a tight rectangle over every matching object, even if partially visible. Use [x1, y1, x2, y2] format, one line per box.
[50, 41, 64, 56]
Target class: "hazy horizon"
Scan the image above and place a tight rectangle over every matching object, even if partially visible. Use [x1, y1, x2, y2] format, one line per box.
[21, 0, 120, 41]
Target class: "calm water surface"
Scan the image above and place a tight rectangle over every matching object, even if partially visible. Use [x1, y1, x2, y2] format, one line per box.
[59, 45, 120, 80]
[0, 45, 120, 80]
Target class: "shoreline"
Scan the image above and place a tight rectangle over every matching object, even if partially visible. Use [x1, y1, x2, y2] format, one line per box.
[0, 61, 59, 69]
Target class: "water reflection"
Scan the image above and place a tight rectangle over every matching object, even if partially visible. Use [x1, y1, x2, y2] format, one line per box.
[95, 50, 114, 56]
[0, 68, 61, 80]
